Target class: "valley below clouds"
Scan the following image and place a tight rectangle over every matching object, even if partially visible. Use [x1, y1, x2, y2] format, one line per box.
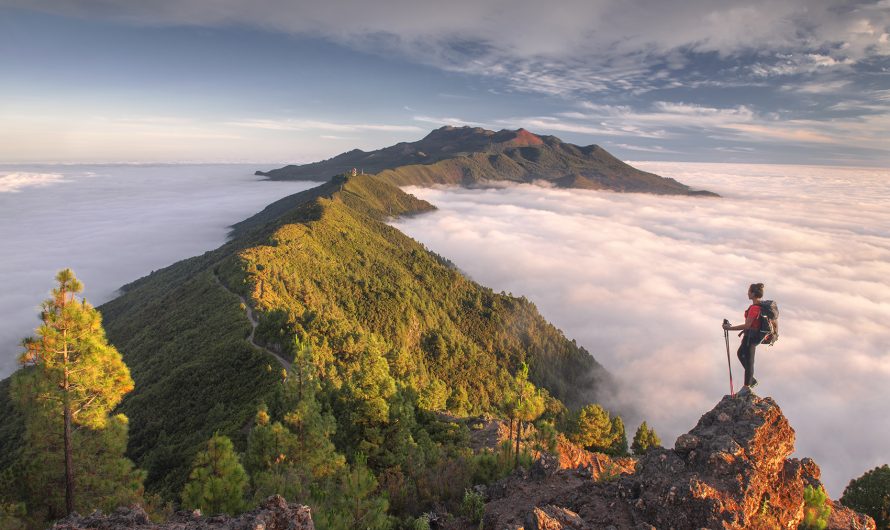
[393, 161, 890, 497]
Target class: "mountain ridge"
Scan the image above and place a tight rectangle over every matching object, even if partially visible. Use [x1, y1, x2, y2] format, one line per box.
[256, 126, 718, 196]
[0, 174, 611, 500]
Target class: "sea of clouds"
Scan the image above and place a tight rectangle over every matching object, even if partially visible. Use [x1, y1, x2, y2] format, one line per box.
[1, 161, 886, 496]
[393, 162, 890, 496]
[0, 164, 318, 379]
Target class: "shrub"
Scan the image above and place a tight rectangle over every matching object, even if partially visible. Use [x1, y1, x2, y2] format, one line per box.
[461, 489, 485, 524]
[412, 514, 431, 530]
[800, 485, 831, 530]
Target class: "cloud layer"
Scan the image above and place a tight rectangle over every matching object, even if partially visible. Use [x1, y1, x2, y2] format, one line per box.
[14, 0, 889, 69]
[3, 1, 889, 164]
[393, 162, 890, 497]
[0, 165, 319, 377]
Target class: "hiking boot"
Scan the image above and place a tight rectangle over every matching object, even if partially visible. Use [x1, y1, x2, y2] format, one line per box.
[750, 378, 759, 389]
[737, 386, 751, 397]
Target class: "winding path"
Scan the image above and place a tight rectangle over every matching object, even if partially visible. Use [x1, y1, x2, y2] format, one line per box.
[213, 272, 292, 371]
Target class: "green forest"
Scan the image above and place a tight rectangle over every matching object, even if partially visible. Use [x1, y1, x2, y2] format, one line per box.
[0, 175, 620, 528]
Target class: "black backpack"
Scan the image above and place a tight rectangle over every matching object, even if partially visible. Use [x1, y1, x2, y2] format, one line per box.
[758, 300, 779, 346]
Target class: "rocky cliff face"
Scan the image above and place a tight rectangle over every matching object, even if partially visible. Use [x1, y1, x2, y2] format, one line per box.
[51, 495, 313, 530]
[481, 392, 875, 530]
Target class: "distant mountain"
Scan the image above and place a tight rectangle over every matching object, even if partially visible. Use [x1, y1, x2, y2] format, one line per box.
[257, 126, 717, 196]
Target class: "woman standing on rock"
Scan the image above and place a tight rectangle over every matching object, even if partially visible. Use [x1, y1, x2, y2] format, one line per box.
[723, 283, 764, 393]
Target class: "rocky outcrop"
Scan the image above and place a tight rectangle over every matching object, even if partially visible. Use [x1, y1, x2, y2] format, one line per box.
[51, 495, 314, 530]
[556, 435, 636, 479]
[480, 393, 875, 530]
[617, 391, 823, 529]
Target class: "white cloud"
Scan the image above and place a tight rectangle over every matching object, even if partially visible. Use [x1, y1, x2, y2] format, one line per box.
[393, 161, 890, 497]
[228, 119, 423, 133]
[411, 115, 488, 127]
[612, 143, 681, 154]
[0, 172, 68, 193]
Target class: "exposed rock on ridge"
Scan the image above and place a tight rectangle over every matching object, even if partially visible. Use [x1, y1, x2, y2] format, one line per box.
[481, 392, 875, 530]
[51, 495, 313, 530]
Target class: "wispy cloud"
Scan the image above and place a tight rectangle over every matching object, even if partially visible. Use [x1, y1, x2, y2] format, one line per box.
[228, 119, 423, 133]
[411, 115, 488, 127]
[612, 143, 682, 154]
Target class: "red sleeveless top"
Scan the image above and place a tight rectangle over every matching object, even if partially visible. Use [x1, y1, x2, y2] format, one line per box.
[744, 304, 762, 331]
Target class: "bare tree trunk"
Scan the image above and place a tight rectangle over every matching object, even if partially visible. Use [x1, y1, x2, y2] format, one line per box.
[514, 420, 521, 468]
[63, 398, 74, 515]
[62, 314, 75, 516]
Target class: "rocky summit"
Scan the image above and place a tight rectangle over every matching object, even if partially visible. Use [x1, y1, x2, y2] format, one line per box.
[480, 392, 875, 530]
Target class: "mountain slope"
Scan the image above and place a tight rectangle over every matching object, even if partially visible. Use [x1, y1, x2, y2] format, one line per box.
[257, 126, 717, 196]
[1, 175, 610, 500]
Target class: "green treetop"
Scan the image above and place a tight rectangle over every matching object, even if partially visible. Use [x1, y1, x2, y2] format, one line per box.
[607, 416, 629, 457]
[631, 421, 662, 456]
[245, 338, 346, 502]
[314, 453, 390, 530]
[181, 433, 248, 516]
[571, 404, 623, 453]
[12, 269, 139, 519]
[508, 363, 546, 467]
[841, 464, 890, 529]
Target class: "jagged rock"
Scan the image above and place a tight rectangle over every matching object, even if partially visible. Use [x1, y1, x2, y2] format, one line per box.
[51, 495, 314, 530]
[618, 392, 872, 529]
[477, 393, 875, 530]
[554, 435, 636, 480]
[530, 452, 561, 478]
[524, 505, 585, 530]
[828, 501, 877, 530]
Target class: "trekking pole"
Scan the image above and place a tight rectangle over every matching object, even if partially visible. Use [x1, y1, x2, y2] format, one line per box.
[723, 319, 734, 397]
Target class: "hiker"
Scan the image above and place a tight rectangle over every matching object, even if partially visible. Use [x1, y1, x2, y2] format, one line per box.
[722, 283, 765, 392]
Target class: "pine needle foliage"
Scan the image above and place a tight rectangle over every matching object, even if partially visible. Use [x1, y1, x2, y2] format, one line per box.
[181, 433, 248, 516]
[11, 269, 141, 520]
[841, 464, 890, 529]
[631, 421, 662, 456]
[570, 404, 624, 453]
[799, 485, 831, 530]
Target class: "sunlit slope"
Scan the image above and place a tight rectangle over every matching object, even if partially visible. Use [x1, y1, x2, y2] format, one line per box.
[0, 175, 610, 499]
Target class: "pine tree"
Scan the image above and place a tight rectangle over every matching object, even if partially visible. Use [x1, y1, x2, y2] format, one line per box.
[336, 339, 397, 457]
[417, 377, 448, 412]
[245, 338, 345, 502]
[607, 416, 629, 457]
[571, 404, 620, 453]
[181, 433, 248, 516]
[511, 363, 546, 467]
[631, 421, 662, 456]
[12, 269, 139, 518]
[841, 464, 890, 529]
[314, 454, 389, 530]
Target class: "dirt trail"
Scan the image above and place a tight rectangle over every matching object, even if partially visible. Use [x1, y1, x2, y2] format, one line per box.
[213, 273, 292, 371]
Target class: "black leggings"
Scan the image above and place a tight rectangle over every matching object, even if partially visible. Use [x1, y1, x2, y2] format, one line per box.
[737, 333, 758, 386]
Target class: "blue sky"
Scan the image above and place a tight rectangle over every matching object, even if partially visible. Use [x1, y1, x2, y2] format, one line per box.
[2, 0, 889, 165]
